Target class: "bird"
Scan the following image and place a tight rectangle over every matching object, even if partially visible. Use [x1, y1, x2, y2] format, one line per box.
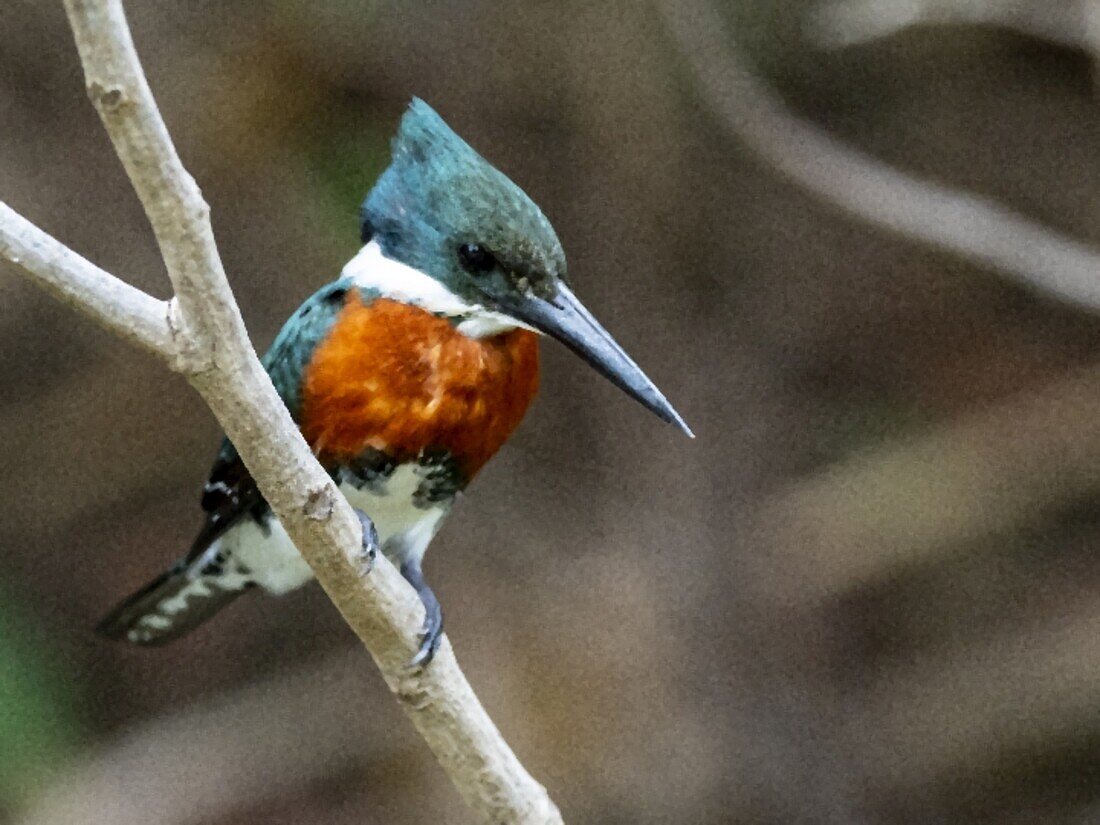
[96, 98, 692, 666]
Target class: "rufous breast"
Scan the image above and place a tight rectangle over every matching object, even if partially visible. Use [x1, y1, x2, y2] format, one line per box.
[300, 291, 540, 479]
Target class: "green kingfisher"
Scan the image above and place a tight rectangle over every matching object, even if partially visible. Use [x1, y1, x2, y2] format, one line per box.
[97, 99, 692, 665]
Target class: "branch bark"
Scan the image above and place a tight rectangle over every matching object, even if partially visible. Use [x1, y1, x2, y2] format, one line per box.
[0, 2, 561, 822]
[0, 202, 173, 356]
[658, 0, 1100, 313]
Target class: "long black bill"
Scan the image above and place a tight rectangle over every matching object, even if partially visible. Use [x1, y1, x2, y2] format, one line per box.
[495, 283, 694, 437]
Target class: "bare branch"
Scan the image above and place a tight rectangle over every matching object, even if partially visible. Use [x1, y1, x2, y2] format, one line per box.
[0, 203, 174, 356]
[808, 0, 1087, 51]
[658, 0, 1100, 312]
[0, 1, 562, 822]
[63, 0, 233, 362]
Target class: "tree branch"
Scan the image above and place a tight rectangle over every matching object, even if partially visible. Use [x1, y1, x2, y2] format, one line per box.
[0, 202, 174, 356]
[657, 0, 1100, 313]
[64, 0, 232, 363]
[0, 2, 562, 822]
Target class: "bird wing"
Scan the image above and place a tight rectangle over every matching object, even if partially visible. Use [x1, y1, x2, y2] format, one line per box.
[184, 278, 364, 562]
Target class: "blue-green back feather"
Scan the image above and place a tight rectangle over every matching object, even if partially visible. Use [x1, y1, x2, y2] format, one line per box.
[263, 278, 380, 420]
[213, 279, 376, 471]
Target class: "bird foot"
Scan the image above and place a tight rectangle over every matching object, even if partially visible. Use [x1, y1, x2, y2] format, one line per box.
[354, 509, 379, 577]
[400, 559, 443, 668]
[410, 613, 443, 669]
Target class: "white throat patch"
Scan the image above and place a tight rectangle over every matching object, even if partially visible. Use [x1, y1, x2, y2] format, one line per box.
[341, 242, 531, 339]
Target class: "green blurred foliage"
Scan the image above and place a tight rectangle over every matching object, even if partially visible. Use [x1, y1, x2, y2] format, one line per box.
[0, 597, 80, 808]
[298, 103, 391, 250]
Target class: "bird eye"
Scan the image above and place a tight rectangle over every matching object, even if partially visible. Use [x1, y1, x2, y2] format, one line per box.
[457, 243, 496, 275]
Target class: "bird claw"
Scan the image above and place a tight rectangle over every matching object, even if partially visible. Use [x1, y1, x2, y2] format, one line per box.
[351, 513, 441, 666]
[400, 559, 443, 669]
[354, 509, 379, 577]
[410, 618, 443, 669]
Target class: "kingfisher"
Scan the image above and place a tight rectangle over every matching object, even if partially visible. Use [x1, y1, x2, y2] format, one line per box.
[97, 99, 691, 665]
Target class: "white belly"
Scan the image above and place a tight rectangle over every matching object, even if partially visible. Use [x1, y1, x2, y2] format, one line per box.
[220, 464, 449, 595]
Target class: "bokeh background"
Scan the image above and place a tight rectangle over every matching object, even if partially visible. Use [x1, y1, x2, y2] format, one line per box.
[4, 1, 1100, 822]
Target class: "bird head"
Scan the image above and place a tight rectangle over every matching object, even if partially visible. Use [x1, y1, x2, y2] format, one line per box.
[358, 99, 692, 437]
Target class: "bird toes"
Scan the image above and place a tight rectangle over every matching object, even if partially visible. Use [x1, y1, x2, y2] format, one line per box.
[410, 622, 443, 668]
[354, 508, 379, 577]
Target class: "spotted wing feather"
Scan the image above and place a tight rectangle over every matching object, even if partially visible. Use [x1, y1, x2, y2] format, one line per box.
[97, 280, 366, 644]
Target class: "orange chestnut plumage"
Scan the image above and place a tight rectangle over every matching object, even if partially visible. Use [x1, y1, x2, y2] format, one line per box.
[300, 293, 539, 479]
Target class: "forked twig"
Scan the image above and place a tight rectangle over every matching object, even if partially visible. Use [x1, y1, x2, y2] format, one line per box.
[0, 2, 561, 822]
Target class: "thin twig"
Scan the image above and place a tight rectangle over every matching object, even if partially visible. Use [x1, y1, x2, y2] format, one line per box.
[657, 0, 1100, 312]
[0, 202, 174, 356]
[0, 1, 562, 822]
[64, 0, 231, 361]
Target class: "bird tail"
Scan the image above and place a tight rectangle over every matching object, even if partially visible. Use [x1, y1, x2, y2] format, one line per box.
[96, 543, 252, 646]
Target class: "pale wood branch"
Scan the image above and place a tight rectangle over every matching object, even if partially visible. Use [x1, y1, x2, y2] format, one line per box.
[0, 202, 174, 357]
[0, 1, 562, 822]
[658, 0, 1100, 313]
[64, 0, 232, 364]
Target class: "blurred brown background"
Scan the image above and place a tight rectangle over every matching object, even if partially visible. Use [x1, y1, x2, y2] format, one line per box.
[4, 0, 1100, 822]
